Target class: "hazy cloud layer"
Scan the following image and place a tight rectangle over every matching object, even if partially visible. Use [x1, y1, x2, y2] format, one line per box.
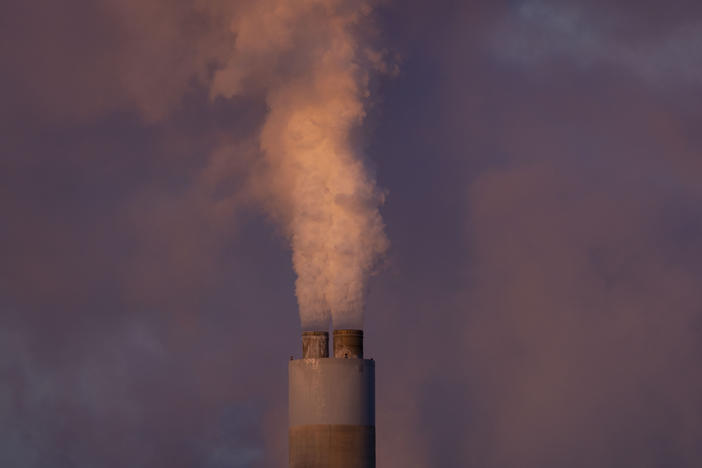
[2, 0, 702, 467]
[491, 0, 702, 86]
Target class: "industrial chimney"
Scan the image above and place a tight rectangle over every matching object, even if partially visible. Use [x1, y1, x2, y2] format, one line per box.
[289, 329, 375, 467]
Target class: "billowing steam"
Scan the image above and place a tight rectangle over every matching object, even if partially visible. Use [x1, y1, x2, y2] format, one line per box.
[211, 1, 389, 329]
[27, 0, 391, 329]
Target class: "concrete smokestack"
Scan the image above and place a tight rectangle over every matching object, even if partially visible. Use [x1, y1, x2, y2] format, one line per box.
[333, 329, 363, 359]
[302, 331, 329, 358]
[289, 329, 375, 467]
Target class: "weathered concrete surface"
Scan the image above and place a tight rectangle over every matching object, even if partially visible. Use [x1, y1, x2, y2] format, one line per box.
[289, 425, 375, 468]
[302, 331, 329, 358]
[333, 329, 364, 359]
[289, 358, 374, 426]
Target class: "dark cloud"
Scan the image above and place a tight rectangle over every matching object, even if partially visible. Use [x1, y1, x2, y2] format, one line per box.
[463, 161, 702, 466]
[2, 0, 702, 467]
[491, 0, 702, 87]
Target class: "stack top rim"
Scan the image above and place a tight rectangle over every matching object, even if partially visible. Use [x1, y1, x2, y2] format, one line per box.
[333, 329, 363, 336]
[302, 330, 329, 336]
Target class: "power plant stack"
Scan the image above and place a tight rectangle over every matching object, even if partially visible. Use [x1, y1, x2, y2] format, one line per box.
[289, 329, 375, 467]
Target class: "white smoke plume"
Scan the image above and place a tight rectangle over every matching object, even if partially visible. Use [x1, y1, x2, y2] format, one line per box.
[9, 0, 390, 329]
[211, 0, 389, 329]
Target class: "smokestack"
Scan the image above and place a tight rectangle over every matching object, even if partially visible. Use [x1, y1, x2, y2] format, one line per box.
[289, 329, 375, 467]
[333, 329, 363, 359]
[302, 331, 329, 358]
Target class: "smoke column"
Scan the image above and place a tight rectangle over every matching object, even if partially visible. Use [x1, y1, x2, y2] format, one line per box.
[212, 0, 389, 330]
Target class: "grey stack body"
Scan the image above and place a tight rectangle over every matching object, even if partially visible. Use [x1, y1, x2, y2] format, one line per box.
[289, 330, 375, 468]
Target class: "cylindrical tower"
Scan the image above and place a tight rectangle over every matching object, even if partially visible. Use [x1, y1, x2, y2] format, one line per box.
[302, 331, 329, 358]
[333, 329, 364, 359]
[289, 329, 375, 467]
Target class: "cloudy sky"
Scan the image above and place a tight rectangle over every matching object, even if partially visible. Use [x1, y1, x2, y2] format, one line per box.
[2, 1, 702, 466]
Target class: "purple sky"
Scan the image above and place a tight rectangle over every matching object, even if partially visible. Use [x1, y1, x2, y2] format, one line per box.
[2, 1, 702, 466]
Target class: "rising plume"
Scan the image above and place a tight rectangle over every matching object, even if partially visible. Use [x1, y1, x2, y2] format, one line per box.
[212, 0, 389, 329]
[4, 0, 389, 330]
